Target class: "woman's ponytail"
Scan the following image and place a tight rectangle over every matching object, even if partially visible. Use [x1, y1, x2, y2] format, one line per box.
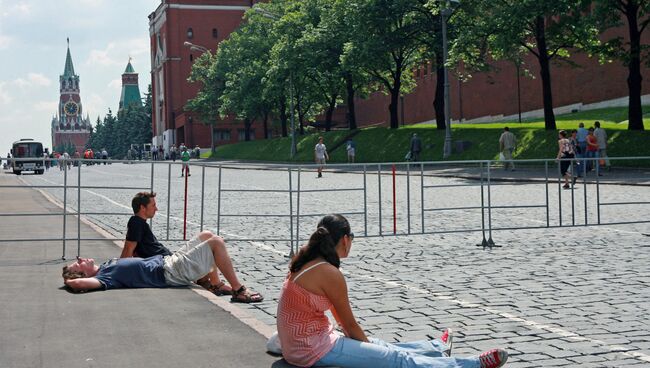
[289, 214, 349, 272]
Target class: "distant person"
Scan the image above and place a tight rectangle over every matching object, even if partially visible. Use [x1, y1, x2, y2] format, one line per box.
[585, 127, 599, 173]
[119, 192, 241, 299]
[275, 214, 508, 368]
[594, 121, 609, 171]
[576, 122, 588, 158]
[569, 130, 583, 179]
[194, 145, 201, 159]
[152, 146, 158, 161]
[346, 139, 356, 163]
[170, 144, 177, 162]
[181, 146, 191, 177]
[314, 136, 329, 178]
[556, 130, 575, 189]
[410, 133, 422, 161]
[43, 149, 50, 171]
[101, 148, 108, 164]
[498, 127, 517, 171]
[5, 152, 11, 170]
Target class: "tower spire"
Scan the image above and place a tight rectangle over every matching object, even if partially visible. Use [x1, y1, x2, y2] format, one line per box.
[63, 38, 75, 77]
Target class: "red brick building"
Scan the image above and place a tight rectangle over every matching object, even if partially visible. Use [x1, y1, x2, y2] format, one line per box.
[51, 40, 91, 154]
[148, 1, 650, 151]
[148, 0, 261, 152]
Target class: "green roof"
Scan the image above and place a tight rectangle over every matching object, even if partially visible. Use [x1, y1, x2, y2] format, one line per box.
[63, 44, 75, 77]
[124, 60, 135, 73]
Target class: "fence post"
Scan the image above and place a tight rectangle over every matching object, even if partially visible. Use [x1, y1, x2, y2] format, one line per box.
[150, 161, 155, 229]
[406, 163, 411, 235]
[420, 162, 424, 233]
[545, 161, 550, 227]
[377, 164, 382, 236]
[217, 165, 222, 236]
[558, 161, 563, 227]
[77, 161, 81, 257]
[596, 161, 601, 224]
[183, 166, 188, 241]
[288, 167, 294, 257]
[62, 159, 68, 260]
[363, 165, 368, 237]
[200, 165, 205, 232]
[487, 160, 495, 247]
[479, 161, 488, 248]
[392, 164, 396, 235]
[166, 163, 171, 241]
[296, 166, 301, 255]
[570, 160, 575, 226]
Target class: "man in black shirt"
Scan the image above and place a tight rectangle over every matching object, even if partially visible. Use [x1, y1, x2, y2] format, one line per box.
[120, 192, 242, 298]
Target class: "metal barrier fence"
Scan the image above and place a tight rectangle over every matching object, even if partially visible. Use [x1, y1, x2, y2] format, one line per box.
[1, 156, 649, 259]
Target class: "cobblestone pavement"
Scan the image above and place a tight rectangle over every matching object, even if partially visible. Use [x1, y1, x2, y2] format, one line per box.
[12, 162, 650, 367]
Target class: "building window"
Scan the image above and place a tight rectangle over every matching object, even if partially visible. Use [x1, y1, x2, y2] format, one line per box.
[190, 54, 194, 62]
[187, 27, 194, 39]
[214, 129, 231, 141]
[212, 28, 218, 38]
[238, 129, 255, 141]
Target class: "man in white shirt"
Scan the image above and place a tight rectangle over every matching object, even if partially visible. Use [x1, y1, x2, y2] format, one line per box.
[499, 127, 517, 171]
[314, 136, 329, 178]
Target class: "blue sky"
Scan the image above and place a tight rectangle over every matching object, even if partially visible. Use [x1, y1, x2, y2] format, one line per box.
[0, 0, 161, 154]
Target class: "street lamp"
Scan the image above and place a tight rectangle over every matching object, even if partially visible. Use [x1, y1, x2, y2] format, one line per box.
[253, 6, 297, 159]
[183, 41, 216, 154]
[440, 0, 460, 159]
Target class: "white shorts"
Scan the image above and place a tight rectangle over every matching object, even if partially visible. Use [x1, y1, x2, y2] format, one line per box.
[316, 158, 326, 165]
[163, 237, 214, 286]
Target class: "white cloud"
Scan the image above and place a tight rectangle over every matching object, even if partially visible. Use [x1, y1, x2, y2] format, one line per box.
[84, 93, 110, 117]
[85, 37, 150, 68]
[108, 78, 122, 90]
[1, 1, 32, 18]
[0, 34, 12, 49]
[11, 73, 52, 88]
[0, 82, 12, 104]
[34, 101, 58, 112]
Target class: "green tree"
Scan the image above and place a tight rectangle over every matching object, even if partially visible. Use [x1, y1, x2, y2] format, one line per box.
[454, 0, 597, 130]
[592, 0, 649, 130]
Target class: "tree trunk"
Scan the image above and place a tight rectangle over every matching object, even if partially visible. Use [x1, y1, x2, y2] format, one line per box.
[434, 57, 446, 130]
[263, 111, 269, 139]
[297, 98, 305, 135]
[535, 16, 557, 130]
[388, 68, 402, 129]
[625, 3, 644, 130]
[244, 118, 251, 141]
[325, 93, 337, 131]
[279, 97, 288, 137]
[345, 73, 357, 130]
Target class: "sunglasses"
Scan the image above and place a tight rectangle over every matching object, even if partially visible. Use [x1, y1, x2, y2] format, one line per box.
[348, 232, 355, 240]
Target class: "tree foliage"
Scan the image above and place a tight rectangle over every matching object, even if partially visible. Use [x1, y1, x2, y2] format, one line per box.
[86, 85, 152, 158]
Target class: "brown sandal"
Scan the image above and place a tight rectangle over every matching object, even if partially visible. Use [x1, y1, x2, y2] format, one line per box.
[196, 280, 232, 296]
[231, 286, 264, 303]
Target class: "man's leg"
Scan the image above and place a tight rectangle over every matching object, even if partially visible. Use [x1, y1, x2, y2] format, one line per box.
[195, 231, 232, 294]
[197, 231, 243, 291]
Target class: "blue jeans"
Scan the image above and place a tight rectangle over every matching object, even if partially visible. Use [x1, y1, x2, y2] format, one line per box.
[314, 337, 480, 368]
[585, 150, 599, 171]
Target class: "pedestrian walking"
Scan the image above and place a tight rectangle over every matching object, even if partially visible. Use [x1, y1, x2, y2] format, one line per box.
[594, 121, 610, 171]
[181, 146, 191, 177]
[409, 133, 422, 162]
[346, 139, 356, 163]
[314, 136, 328, 178]
[556, 130, 575, 189]
[498, 127, 517, 171]
[585, 127, 599, 173]
[576, 122, 588, 159]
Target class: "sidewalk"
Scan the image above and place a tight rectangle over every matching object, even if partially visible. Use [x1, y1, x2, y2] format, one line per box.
[0, 173, 291, 368]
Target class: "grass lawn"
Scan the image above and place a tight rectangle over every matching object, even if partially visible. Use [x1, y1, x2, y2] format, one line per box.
[210, 106, 650, 164]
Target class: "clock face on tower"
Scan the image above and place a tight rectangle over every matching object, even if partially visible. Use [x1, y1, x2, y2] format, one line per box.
[64, 101, 79, 116]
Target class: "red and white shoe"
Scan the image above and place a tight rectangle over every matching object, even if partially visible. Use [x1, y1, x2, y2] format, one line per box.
[478, 348, 508, 368]
[440, 328, 453, 356]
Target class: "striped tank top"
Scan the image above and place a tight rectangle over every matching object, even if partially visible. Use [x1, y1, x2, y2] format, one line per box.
[276, 262, 339, 367]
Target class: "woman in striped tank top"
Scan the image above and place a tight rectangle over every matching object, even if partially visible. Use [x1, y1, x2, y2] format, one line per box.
[276, 214, 508, 368]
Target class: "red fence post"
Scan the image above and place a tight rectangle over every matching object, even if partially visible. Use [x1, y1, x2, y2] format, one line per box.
[183, 166, 188, 240]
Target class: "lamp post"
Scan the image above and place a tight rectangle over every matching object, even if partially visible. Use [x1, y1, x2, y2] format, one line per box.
[183, 41, 216, 154]
[253, 6, 297, 159]
[440, 0, 459, 159]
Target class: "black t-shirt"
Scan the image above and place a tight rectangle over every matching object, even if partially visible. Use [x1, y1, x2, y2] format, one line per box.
[126, 216, 172, 258]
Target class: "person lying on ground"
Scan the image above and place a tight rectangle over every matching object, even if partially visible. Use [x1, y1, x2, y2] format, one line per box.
[275, 214, 508, 368]
[62, 230, 263, 303]
[120, 191, 232, 296]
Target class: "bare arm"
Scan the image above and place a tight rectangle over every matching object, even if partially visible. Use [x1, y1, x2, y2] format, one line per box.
[65, 277, 102, 292]
[119, 240, 137, 258]
[322, 270, 368, 342]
